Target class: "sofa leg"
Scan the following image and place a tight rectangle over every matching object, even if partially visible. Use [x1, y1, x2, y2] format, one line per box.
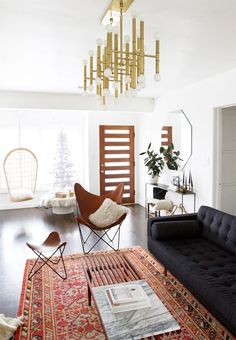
[163, 267, 167, 276]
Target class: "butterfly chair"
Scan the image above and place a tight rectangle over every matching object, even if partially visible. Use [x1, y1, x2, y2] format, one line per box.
[26, 232, 67, 280]
[74, 183, 127, 254]
[3, 148, 38, 202]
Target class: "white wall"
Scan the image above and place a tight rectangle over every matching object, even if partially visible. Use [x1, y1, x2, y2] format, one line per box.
[137, 68, 236, 210]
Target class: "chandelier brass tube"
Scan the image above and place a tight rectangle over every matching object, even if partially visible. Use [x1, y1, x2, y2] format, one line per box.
[114, 33, 119, 97]
[140, 20, 144, 75]
[125, 41, 130, 91]
[119, 0, 123, 93]
[90, 56, 93, 85]
[83, 64, 87, 91]
[97, 45, 101, 95]
[103, 50, 106, 89]
[131, 17, 136, 89]
[155, 40, 160, 74]
[137, 37, 140, 78]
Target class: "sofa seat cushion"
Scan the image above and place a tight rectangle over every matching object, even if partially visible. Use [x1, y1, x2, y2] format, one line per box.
[148, 237, 236, 335]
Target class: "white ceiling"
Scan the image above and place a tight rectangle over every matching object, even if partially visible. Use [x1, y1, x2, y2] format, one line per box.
[0, 0, 235, 97]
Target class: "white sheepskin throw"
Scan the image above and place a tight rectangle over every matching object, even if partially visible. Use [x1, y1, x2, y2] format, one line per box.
[10, 188, 34, 202]
[154, 199, 173, 211]
[0, 314, 24, 340]
[89, 198, 128, 228]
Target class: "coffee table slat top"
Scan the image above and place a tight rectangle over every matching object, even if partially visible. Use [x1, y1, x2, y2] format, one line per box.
[81, 252, 143, 288]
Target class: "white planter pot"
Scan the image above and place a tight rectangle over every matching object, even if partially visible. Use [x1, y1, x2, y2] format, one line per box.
[149, 175, 160, 184]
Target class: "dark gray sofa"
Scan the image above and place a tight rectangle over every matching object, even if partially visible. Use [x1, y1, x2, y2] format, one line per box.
[148, 205, 236, 336]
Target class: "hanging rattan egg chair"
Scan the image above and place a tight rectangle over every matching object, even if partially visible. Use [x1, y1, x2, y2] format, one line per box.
[3, 147, 38, 202]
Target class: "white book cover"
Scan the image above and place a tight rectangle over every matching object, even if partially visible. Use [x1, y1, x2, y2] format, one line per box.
[105, 289, 151, 313]
[108, 284, 148, 305]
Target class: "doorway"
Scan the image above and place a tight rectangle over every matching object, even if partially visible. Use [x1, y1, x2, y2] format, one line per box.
[214, 105, 236, 214]
[99, 125, 135, 204]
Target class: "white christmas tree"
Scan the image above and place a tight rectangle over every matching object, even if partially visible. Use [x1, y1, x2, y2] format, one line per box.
[53, 130, 75, 191]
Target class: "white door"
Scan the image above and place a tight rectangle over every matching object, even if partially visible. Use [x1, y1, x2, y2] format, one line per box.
[220, 107, 236, 215]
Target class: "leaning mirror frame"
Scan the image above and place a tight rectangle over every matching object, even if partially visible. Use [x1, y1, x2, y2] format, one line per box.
[163, 109, 193, 171]
[180, 109, 192, 171]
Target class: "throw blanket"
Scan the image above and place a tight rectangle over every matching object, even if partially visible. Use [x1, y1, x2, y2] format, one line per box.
[0, 314, 24, 340]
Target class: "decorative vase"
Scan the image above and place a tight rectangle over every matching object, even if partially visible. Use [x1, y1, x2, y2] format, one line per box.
[149, 175, 159, 184]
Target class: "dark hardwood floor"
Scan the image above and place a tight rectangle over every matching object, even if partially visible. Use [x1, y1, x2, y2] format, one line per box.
[0, 204, 147, 317]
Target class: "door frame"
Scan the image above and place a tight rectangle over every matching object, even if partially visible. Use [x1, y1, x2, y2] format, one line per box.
[213, 103, 236, 209]
[212, 107, 222, 209]
[99, 125, 135, 204]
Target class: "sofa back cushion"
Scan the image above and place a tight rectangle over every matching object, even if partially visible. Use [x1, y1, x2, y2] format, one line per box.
[198, 206, 236, 255]
[151, 220, 201, 240]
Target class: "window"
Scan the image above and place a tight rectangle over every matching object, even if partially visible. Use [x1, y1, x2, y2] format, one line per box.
[0, 110, 88, 192]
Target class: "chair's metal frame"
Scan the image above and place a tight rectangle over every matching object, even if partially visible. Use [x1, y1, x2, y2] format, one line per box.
[77, 218, 122, 254]
[28, 243, 67, 280]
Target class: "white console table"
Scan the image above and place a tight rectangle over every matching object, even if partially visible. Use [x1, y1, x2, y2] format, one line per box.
[145, 182, 196, 215]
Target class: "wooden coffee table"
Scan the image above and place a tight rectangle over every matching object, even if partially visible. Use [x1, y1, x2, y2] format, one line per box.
[81, 251, 180, 340]
[81, 251, 143, 306]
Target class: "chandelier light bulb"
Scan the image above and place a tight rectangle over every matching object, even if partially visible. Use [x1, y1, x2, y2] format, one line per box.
[140, 82, 146, 89]
[131, 10, 138, 18]
[112, 25, 119, 34]
[112, 81, 119, 90]
[131, 88, 137, 97]
[104, 68, 112, 78]
[95, 94, 101, 101]
[96, 38, 103, 46]
[114, 97, 119, 105]
[154, 32, 160, 40]
[137, 83, 143, 91]
[138, 74, 145, 83]
[124, 75, 131, 84]
[124, 89, 130, 97]
[95, 77, 102, 85]
[82, 59, 88, 65]
[103, 88, 110, 97]
[88, 50, 94, 57]
[88, 85, 94, 92]
[82, 90, 87, 96]
[105, 24, 113, 33]
[124, 35, 131, 43]
[154, 73, 161, 82]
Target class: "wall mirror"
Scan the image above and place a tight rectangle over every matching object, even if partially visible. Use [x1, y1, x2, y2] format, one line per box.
[161, 109, 192, 170]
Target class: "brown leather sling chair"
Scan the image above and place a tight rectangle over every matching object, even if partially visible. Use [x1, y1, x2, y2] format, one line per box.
[74, 183, 127, 254]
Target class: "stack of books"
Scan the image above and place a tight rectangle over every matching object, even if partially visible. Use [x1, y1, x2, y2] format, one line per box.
[55, 192, 67, 198]
[105, 284, 151, 313]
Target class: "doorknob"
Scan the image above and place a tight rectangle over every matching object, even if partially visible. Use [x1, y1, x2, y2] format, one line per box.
[101, 170, 104, 173]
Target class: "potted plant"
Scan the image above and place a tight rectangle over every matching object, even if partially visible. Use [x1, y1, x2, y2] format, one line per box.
[160, 143, 182, 170]
[139, 143, 164, 183]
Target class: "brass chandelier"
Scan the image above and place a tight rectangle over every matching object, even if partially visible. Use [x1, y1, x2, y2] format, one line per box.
[82, 0, 160, 105]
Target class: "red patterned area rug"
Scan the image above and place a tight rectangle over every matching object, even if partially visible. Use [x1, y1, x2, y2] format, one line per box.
[15, 246, 235, 340]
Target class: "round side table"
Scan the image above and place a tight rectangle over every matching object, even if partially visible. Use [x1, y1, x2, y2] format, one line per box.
[41, 193, 76, 214]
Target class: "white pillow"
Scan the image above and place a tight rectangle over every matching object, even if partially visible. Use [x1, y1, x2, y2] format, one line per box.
[154, 199, 173, 211]
[10, 188, 34, 202]
[89, 198, 128, 228]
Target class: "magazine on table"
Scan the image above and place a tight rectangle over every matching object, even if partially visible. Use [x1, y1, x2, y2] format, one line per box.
[105, 284, 151, 313]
